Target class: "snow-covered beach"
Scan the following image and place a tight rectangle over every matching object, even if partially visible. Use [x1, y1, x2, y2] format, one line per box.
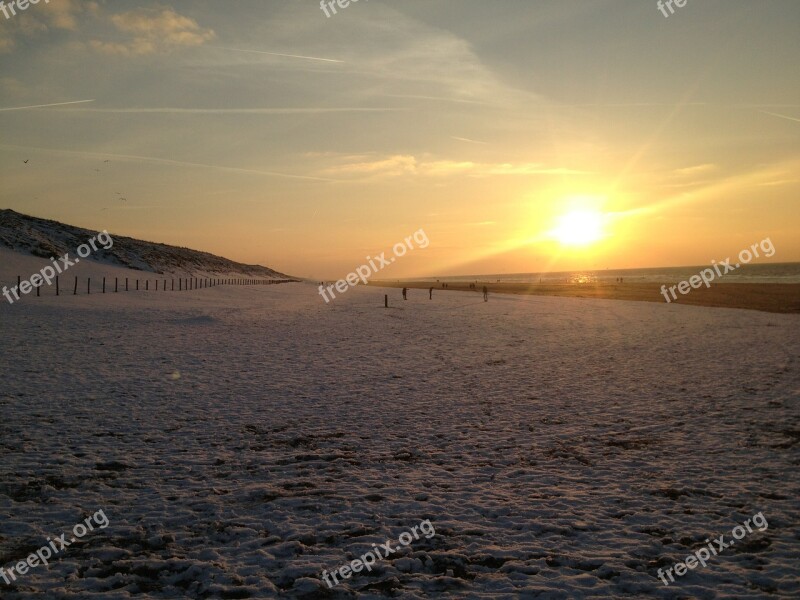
[1, 258, 798, 598]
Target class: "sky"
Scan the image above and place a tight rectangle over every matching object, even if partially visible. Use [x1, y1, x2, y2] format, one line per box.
[1, 0, 798, 279]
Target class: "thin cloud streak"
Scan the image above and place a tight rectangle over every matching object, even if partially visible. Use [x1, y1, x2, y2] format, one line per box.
[53, 107, 403, 114]
[759, 110, 800, 124]
[383, 94, 487, 106]
[452, 136, 488, 145]
[0, 99, 95, 112]
[211, 46, 344, 63]
[0, 143, 333, 182]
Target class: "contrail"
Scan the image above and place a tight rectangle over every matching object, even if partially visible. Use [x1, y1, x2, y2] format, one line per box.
[212, 46, 343, 63]
[0, 143, 334, 182]
[0, 99, 95, 112]
[759, 110, 800, 124]
[452, 136, 488, 145]
[58, 107, 402, 114]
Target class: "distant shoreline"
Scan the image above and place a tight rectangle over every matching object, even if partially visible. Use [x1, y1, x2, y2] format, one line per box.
[369, 281, 800, 314]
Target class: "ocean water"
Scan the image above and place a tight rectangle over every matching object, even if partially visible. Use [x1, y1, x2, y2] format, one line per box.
[420, 262, 800, 285]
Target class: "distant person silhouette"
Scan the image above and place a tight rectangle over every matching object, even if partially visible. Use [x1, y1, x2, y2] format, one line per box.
[402, 287, 407, 300]
[483, 286, 488, 302]
[429, 287, 433, 299]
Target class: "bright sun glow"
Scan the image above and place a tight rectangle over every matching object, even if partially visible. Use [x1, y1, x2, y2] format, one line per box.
[551, 209, 605, 246]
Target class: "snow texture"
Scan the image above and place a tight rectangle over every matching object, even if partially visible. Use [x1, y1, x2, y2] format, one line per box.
[0, 265, 798, 599]
[0, 210, 290, 279]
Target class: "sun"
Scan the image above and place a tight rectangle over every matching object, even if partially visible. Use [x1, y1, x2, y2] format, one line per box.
[551, 209, 605, 246]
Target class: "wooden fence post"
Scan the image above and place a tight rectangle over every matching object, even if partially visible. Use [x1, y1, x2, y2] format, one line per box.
[87, 278, 91, 294]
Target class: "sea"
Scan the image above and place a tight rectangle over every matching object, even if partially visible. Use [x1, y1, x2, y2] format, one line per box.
[415, 262, 800, 285]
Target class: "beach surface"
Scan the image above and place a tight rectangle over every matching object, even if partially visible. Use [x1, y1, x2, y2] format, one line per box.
[1, 263, 798, 598]
[371, 281, 800, 314]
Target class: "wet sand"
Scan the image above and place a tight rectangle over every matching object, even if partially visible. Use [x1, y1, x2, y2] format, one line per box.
[370, 281, 800, 314]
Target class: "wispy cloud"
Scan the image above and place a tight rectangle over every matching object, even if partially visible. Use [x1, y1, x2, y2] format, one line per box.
[321, 154, 589, 179]
[757, 179, 799, 187]
[91, 7, 215, 56]
[53, 107, 401, 115]
[0, 143, 332, 182]
[673, 163, 717, 177]
[211, 46, 344, 64]
[383, 94, 487, 106]
[0, 99, 95, 112]
[452, 136, 488, 145]
[759, 110, 800, 124]
[0, 0, 88, 52]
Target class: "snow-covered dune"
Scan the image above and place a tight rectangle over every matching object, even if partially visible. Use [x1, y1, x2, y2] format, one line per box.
[0, 283, 797, 598]
[0, 210, 290, 279]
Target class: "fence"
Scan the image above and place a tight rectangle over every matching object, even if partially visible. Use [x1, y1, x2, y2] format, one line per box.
[5, 275, 296, 301]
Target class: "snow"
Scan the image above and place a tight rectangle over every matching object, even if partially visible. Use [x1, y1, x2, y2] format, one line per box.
[0, 263, 798, 598]
[0, 211, 289, 279]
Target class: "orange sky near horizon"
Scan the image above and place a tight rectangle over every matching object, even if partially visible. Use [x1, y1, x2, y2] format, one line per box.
[1, 1, 798, 279]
